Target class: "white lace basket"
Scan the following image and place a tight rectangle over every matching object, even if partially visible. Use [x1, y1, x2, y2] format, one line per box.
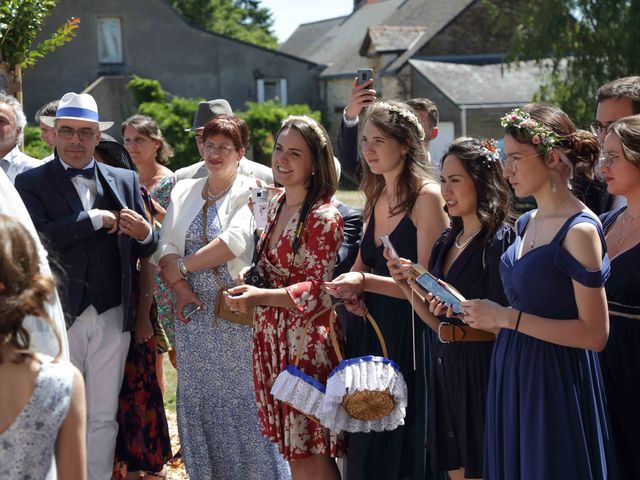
[318, 308, 408, 433]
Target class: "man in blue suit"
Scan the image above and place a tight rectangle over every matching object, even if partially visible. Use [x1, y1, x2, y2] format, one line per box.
[15, 92, 156, 480]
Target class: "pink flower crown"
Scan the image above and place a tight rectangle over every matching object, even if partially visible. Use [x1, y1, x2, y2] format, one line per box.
[500, 108, 560, 155]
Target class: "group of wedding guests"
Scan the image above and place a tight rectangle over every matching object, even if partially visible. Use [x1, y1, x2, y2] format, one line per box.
[1, 74, 639, 480]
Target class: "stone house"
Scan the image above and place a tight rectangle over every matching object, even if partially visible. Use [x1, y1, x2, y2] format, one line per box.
[21, 0, 320, 138]
[281, 0, 543, 161]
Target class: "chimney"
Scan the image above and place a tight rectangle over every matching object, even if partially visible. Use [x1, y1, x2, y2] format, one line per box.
[354, 0, 386, 10]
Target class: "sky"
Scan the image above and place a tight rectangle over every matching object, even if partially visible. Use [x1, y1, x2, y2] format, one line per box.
[260, 0, 354, 44]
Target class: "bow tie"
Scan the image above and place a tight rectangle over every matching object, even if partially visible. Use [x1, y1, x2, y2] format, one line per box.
[66, 167, 95, 179]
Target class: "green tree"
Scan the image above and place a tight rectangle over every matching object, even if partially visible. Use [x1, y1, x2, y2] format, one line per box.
[238, 100, 322, 164]
[0, 0, 79, 103]
[170, 0, 278, 49]
[491, 0, 640, 126]
[23, 125, 51, 159]
[127, 76, 202, 171]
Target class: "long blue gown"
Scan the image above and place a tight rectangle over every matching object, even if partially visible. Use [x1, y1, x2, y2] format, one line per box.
[485, 211, 616, 479]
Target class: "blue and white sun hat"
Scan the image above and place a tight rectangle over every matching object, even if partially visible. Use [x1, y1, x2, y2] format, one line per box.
[41, 92, 114, 131]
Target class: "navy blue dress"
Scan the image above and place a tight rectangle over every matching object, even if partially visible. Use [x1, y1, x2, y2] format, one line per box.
[427, 225, 513, 478]
[485, 211, 615, 479]
[599, 207, 640, 479]
[345, 213, 433, 480]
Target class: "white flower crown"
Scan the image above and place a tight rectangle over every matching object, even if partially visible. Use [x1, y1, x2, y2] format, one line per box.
[378, 102, 426, 141]
[282, 115, 328, 148]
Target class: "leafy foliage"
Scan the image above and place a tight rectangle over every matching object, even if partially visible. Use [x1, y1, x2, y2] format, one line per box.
[23, 125, 52, 159]
[126, 76, 321, 169]
[489, 0, 640, 126]
[0, 0, 79, 100]
[127, 76, 202, 171]
[170, 0, 278, 49]
[237, 100, 322, 164]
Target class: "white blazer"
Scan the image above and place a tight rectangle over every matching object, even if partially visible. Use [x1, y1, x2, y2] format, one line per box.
[152, 174, 258, 280]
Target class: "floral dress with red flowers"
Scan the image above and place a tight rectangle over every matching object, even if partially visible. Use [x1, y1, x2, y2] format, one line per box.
[253, 194, 345, 461]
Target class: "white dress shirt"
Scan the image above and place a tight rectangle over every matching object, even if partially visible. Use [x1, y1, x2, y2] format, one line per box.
[58, 158, 153, 244]
[0, 145, 41, 183]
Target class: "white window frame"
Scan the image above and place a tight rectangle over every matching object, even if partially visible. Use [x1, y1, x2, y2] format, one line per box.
[97, 17, 123, 64]
[256, 78, 288, 105]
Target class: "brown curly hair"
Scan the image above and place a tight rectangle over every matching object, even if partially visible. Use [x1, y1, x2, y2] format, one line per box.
[0, 215, 58, 363]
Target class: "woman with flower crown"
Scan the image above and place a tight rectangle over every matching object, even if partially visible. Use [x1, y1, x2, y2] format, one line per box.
[460, 104, 616, 478]
[387, 137, 515, 480]
[226, 115, 344, 479]
[325, 101, 448, 479]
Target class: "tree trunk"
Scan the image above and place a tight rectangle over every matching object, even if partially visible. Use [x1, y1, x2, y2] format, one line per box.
[0, 62, 22, 103]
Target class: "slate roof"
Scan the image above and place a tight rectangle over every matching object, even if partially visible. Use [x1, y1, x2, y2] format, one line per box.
[280, 0, 475, 78]
[361, 25, 428, 55]
[409, 59, 543, 105]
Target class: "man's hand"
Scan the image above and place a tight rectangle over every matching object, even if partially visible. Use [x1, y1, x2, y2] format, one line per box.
[119, 208, 151, 241]
[345, 78, 377, 120]
[101, 210, 120, 234]
[158, 254, 182, 289]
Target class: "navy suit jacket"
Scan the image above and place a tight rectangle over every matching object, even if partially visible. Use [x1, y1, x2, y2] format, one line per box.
[15, 158, 157, 331]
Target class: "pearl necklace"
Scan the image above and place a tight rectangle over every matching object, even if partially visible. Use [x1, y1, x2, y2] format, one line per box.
[454, 227, 481, 249]
[206, 182, 233, 203]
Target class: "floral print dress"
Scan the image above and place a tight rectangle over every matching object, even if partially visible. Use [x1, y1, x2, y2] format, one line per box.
[150, 175, 176, 348]
[253, 194, 345, 460]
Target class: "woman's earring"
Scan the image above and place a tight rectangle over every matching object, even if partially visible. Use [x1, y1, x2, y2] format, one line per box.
[550, 174, 557, 193]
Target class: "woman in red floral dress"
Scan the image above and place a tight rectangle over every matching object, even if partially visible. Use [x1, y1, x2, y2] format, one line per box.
[226, 115, 344, 479]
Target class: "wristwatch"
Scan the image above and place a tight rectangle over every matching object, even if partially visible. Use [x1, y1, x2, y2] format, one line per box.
[177, 257, 188, 279]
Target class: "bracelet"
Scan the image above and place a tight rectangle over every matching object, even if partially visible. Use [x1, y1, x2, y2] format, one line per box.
[177, 257, 188, 279]
[359, 271, 366, 293]
[514, 310, 523, 331]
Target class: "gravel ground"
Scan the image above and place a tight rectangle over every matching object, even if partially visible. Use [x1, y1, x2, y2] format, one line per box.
[165, 410, 189, 480]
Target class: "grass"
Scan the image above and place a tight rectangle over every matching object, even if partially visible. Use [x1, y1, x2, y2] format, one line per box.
[163, 354, 177, 412]
[336, 188, 365, 209]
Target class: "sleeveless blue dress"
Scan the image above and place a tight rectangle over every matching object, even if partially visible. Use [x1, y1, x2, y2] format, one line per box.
[485, 211, 616, 479]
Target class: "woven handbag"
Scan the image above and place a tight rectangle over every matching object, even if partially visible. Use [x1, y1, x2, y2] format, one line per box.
[270, 307, 332, 423]
[318, 304, 408, 433]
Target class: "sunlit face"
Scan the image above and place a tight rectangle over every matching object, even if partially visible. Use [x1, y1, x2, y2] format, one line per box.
[272, 127, 314, 189]
[39, 121, 56, 150]
[54, 118, 100, 168]
[440, 155, 477, 218]
[600, 132, 640, 197]
[203, 133, 243, 180]
[595, 98, 634, 145]
[0, 103, 19, 154]
[123, 125, 158, 166]
[502, 134, 548, 198]
[361, 121, 407, 175]
[415, 110, 437, 146]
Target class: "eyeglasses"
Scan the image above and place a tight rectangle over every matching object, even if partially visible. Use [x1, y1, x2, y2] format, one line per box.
[204, 142, 234, 156]
[600, 152, 623, 168]
[500, 152, 539, 172]
[57, 126, 97, 140]
[590, 121, 615, 136]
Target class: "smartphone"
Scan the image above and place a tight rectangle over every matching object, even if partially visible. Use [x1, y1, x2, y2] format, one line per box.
[380, 235, 399, 260]
[183, 304, 202, 320]
[357, 68, 373, 86]
[250, 187, 270, 230]
[414, 272, 465, 314]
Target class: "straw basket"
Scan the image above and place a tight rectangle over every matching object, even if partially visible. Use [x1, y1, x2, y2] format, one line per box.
[318, 305, 407, 433]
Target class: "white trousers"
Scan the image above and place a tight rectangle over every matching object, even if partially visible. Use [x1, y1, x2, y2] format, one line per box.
[67, 305, 130, 480]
